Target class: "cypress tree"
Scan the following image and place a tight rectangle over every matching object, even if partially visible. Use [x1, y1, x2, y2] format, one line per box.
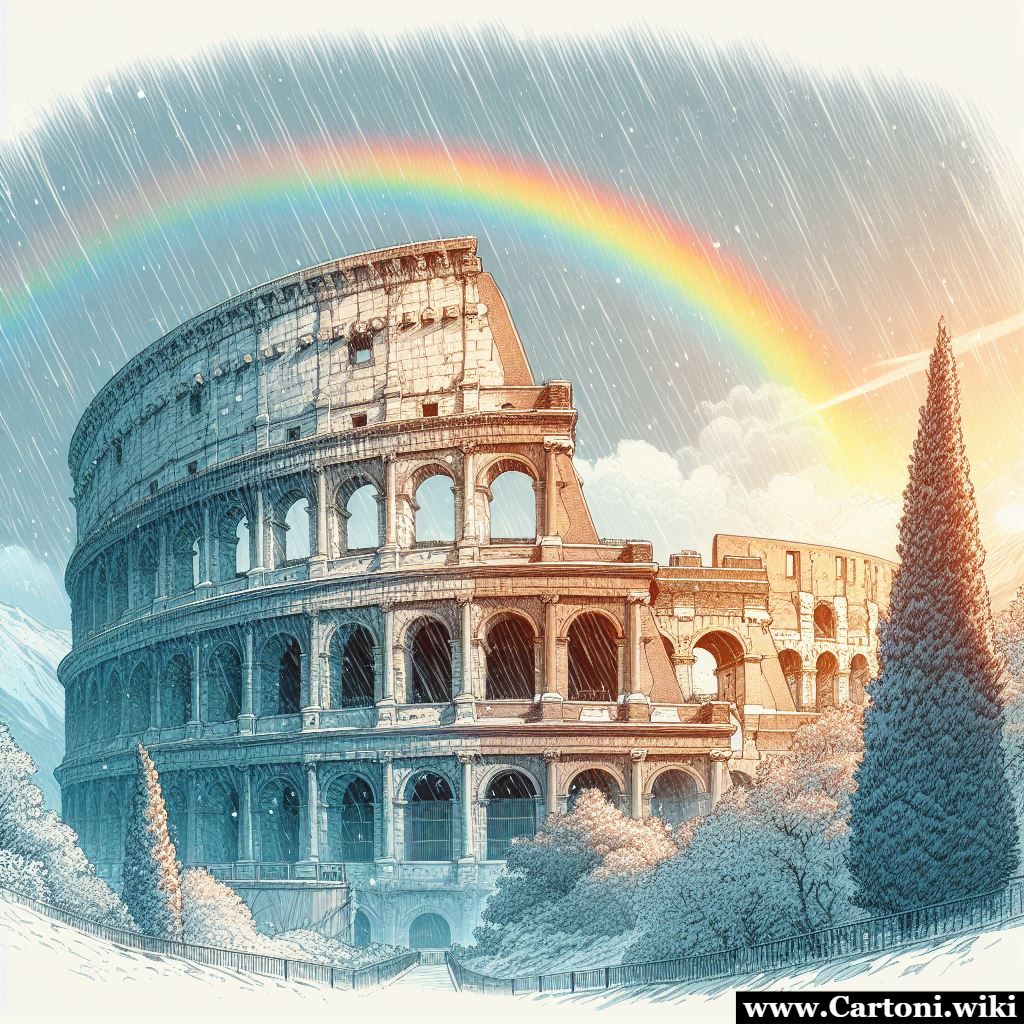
[121, 744, 183, 939]
[849, 319, 1017, 912]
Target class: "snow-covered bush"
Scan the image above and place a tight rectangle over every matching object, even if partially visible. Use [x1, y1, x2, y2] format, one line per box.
[181, 868, 281, 951]
[996, 585, 1024, 858]
[121, 744, 183, 939]
[274, 929, 408, 969]
[0, 723, 132, 927]
[625, 704, 864, 962]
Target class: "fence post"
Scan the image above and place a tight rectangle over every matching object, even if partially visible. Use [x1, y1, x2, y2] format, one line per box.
[284, 959, 289, 981]
[605, 966, 610, 988]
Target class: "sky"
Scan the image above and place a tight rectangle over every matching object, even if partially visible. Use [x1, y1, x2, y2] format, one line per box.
[0, 1, 1022, 627]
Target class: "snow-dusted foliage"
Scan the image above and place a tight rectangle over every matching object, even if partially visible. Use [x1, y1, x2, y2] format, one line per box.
[850, 321, 1018, 914]
[625, 704, 863, 962]
[459, 788, 677, 974]
[0, 723, 131, 926]
[181, 868, 277, 951]
[121, 745, 183, 939]
[274, 929, 408, 969]
[996, 586, 1024, 856]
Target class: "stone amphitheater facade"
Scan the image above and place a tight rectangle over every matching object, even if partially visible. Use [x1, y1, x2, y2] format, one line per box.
[56, 237, 895, 949]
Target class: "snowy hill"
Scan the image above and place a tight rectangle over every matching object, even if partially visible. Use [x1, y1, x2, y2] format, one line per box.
[0, 603, 69, 810]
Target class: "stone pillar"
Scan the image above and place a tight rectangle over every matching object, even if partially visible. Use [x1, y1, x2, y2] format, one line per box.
[800, 670, 816, 711]
[380, 454, 398, 567]
[304, 762, 320, 862]
[455, 598, 476, 720]
[302, 616, 321, 731]
[378, 753, 396, 861]
[458, 753, 475, 860]
[377, 602, 396, 724]
[185, 770, 197, 866]
[674, 654, 695, 701]
[200, 504, 213, 586]
[538, 595, 562, 718]
[544, 750, 560, 818]
[125, 543, 137, 610]
[543, 440, 561, 539]
[187, 636, 201, 737]
[239, 625, 255, 733]
[251, 488, 266, 572]
[238, 766, 254, 862]
[836, 670, 851, 704]
[313, 468, 328, 563]
[157, 519, 168, 598]
[710, 750, 731, 807]
[629, 749, 646, 820]
[458, 444, 479, 562]
[624, 592, 651, 720]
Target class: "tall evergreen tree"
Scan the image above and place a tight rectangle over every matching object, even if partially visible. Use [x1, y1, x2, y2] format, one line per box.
[849, 319, 1017, 912]
[121, 744, 183, 939]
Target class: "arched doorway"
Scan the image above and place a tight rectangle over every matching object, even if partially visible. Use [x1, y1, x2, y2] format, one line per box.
[405, 773, 454, 861]
[850, 654, 871, 704]
[328, 627, 375, 708]
[259, 779, 301, 863]
[409, 620, 452, 704]
[816, 652, 838, 711]
[162, 654, 192, 727]
[197, 781, 239, 864]
[207, 643, 243, 722]
[353, 911, 372, 948]
[691, 631, 745, 702]
[778, 649, 802, 703]
[566, 768, 620, 811]
[408, 912, 451, 950]
[484, 614, 535, 700]
[813, 604, 837, 639]
[325, 778, 375, 862]
[567, 613, 618, 702]
[649, 770, 705, 828]
[261, 634, 302, 715]
[485, 771, 538, 859]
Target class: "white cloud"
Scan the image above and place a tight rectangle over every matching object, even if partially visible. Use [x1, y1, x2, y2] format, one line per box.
[0, 547, 70, 629]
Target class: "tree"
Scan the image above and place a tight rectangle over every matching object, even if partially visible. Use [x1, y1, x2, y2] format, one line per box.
[0, 723, 132, 927]
[849, 319, 1018, 913]
[121, 744, 183, 939]
[996, 586, 1024, 847]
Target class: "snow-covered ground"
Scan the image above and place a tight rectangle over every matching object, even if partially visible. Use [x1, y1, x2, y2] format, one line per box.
[2, 894, 1022, 1024]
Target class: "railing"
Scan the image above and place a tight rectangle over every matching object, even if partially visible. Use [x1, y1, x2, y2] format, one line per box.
[447, 875, 1024, 996]
[0, 883, 417, 990]
[206, 861, 348, 883]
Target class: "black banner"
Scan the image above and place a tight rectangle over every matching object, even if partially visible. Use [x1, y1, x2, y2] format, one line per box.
[737, 991, 1022, 1021]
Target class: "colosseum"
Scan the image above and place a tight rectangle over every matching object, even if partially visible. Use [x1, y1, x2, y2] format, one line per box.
[56, 237, 894, 950]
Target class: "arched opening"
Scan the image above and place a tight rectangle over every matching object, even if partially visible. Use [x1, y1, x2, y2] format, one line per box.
[486, 771, 538, 859]
[282, 498, 311, 562]
[101, 671, 121, 740]
[94, 565, 108, 626]
[234, 516, 251, 576]
[86, 677, 101, 742]
[161, 653, 192, 727]
[650, 770, 705, 828]
[197, 780, 239, 864]
[260, 634, 302, 716]
[409, 620, 452, 704]
[567, 768, 620, 812]
[259, 779, 301, 863]
[816, 652, 838, 711]
[170, 524, 200, 594]
[691, 630, 745, 701]
[487, 470, 537, 540]
[137, 541, 159, 605]
[164, 786, 188, 860]
[343, 483, 381, 551]
[778, 649, 802, 702]
[405, 773, 454, 861]
[413, 473, 455, 544]
[109, 553, 128, 619]
[353, 911, 372, 948]
[325, 778, 375, 862]
[485, 614, 535, 700]
[98, 789, 121, 862]
[125, 664, 151, 735]
[408, 912, 451, 950]
[328, 627, 375, 708]
[567, 613, 619, 702]
[208, 643, 243, 722]
[850, 653, 871, 704]
[813, 603, 837, 639]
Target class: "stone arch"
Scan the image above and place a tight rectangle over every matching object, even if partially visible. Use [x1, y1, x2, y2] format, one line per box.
[256, 774, 302, 864]
[94, 563, 109, 627]
[335, 474, 383, 554]
[136, 537, 159, 606]
[207, 642, 243, 722]
[813, 603, 837, 639]
[170, 517, 202, 594]
[217, 502, 253, 580]
[408, 912, 452, 950]
[164, 781, 188, 860]
[196, 776, 239, 864]
[484, 769, 538, 860]
[690, 628, 746, 701]
[404, 771, 455, 862]
[101, 667, 121, 741]
[85, 675, 101, 742]
[647, 767, 707, 827]
[324, 776, 376, 862]
[850, 653, 871, 704]
[816, 651, 839, 711]
[479, 457, 539, 542]
[353, 910, 372, 947]
[161, 651, 192, 727]
[275, 493, 312, 564]
[778, 649, 803, 701]
[259, 632, 303, 716]
[108, 549, 128, 620]
[124, 661, 151, 735]
[97, 785, 122, 862]
[484, 612, 537, 701]
[566, 611, 620, 702]
[327, 625, 376, 709]
[409, 464, 456, 545]
[406, 617, 453, 704]
[566, 766, 622, 811]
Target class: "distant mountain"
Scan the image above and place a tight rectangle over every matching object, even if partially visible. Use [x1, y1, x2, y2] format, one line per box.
[0, 603, 69, 810]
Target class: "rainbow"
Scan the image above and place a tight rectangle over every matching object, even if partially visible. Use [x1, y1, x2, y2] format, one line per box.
[0, 139, 861, 451]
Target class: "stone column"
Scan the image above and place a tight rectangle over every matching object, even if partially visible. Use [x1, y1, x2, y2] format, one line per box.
[125, 543, 137, 610]
[458, 753, 475, 860]
[629, 749, 646, 820]
[377, 602, 396, 724]
[157, 519, 168, 598]
[239, 625, 255, 733]
[380, 454, 398, 568]
[378, 753, 396, 861]
[200, 504, 213, 586]
[836, 670, 851, 704]
[187, 636, 201, 737]
[538, 595, 562, 718]
[454, 598, 476, 720]
[544, 750, 560, 818]
[800, 670, 816, 711]
[304, 762, 320, 863]
[312, 468, 328, 566]
[185, 770, 197, 866]
[238, 766, 254, 862]
[673, 654, 695, 701]
[709, 750, 731, 808]
[250, 488, 266, 573]
[458, 444, 479, 563]
[543, 440, 561, 538]
[302, 616, 321, 731]
[624, 592, 651, 721]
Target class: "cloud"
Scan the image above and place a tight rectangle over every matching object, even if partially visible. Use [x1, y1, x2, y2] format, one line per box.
[578, 383, 900, 564]
[0, 547, 71, 629]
